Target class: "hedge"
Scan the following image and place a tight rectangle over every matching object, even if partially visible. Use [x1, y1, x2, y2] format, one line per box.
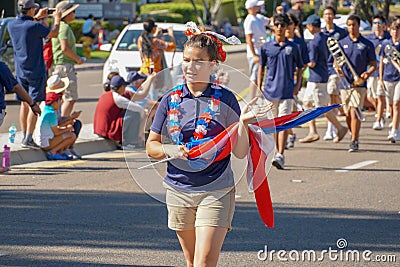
[69, 20, 123, 43]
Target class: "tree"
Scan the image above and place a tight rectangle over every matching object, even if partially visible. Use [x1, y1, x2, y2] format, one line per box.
[325, 0, 339, 8]
[189, 0, 223, 26]
[350, 0, 392, 23]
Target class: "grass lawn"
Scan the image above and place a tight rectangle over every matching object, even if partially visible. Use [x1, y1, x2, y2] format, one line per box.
[76, 46, 110, 60]
[390, 5, 400, 16]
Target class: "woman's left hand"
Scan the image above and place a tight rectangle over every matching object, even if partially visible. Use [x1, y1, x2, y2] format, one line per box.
[240, 97, 273, 123]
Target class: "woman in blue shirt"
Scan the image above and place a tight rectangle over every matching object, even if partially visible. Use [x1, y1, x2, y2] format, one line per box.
[146, 31, 269, 266]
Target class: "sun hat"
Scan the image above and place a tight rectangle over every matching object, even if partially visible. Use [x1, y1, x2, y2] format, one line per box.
[245, 0, 265, 9]
[46, 75, 69, 94]
[55, 1, 79, 19]
[127, 71, 147, 83]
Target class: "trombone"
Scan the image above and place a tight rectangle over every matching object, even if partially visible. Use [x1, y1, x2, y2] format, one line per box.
[327, 37, 365, 121]
[383, 44, 400, 73]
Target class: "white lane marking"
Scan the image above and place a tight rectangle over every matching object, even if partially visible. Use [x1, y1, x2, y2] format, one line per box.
[335, 160, 378, 172]
[291, 179, 303, 183]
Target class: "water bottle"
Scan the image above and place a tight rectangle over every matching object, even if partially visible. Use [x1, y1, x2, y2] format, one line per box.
[8, 123, 17, 144]
[2, 145, 10, 169]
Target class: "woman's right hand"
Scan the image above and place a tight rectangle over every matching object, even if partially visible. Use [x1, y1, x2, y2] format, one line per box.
[162, 144, 189, 159]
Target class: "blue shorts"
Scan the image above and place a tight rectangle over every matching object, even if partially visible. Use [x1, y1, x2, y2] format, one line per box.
[16, 75, 46, 102]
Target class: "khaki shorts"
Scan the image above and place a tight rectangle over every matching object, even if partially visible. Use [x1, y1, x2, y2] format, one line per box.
[380, 81, 400, 104]
[164, 183, 235, 231]
[367, 76, 379, 99]
[247, 57, 259, 82]
[327, 74, 340, 95]
[51, 63, 78, 101]
[302, 82, 330, 107]
[340, 87, 366, 115]
[267, 99, 293, 117]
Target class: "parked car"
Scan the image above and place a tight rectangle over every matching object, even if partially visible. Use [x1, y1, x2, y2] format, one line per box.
[0, 17, 15, 72]
[102, 22, 188, 98]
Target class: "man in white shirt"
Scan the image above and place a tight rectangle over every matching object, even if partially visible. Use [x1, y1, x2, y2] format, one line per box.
[244, 0, 269, 100]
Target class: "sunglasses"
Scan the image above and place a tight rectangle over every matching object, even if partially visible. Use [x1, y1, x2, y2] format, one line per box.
[373, 21, 383, 25]
[274, 22, 288, 28]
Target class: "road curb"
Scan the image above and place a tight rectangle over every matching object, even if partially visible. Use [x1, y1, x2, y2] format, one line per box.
[7, 138, 117, 166]
[1, 124, 118, 167]
[75, 64, 104, 72]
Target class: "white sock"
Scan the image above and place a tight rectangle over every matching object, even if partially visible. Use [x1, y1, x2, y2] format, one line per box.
[326, 121, 332, 135]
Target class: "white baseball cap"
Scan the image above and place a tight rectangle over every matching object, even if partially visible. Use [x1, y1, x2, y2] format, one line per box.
[245, 0, 265, 9]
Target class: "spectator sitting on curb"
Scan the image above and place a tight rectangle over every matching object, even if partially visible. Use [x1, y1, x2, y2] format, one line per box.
[94, 74, 151, 150]
[125, 71, 158, 137]
[37, 86, 77, 160]
[35, 75, 83, 159]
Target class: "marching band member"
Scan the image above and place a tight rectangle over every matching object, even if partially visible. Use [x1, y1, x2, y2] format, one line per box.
[367, 15, 391, 130]
[299, 15, 348, 144]
[380, 22, 400, 143]
[285, 13, 309, 149]
[258, 13, 304, 169]
[321, 6, 348, 140]
[337, 15, 376, 152]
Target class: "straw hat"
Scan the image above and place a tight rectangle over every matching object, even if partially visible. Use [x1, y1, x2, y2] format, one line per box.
[55, 1, 79, 19]
[46, 75, 69, 94]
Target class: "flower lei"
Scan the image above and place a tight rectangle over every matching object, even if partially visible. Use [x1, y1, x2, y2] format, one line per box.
[168, 84, 222, 146]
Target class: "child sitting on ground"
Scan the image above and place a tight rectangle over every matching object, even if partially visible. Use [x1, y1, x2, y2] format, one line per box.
[37, 90, 76, 160]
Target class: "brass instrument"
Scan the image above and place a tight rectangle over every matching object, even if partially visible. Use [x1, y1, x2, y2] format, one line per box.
[384, 44, 400, 73]
[326, 37, 365, 121]
[326, 37, 365, 87]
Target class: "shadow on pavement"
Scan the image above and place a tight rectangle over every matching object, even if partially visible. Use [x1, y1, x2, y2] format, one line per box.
[0, 190, 398, 265]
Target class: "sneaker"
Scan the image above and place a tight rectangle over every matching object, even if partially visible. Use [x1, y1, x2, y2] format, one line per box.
[387, 129, 400, 143]
[333, 127, 348, 143]
[323, 131, 334, 141]
[385, 111, 391, 119]
[323, 123, 336, 140]
[47, 152, 70, 160]
[21, 140, 41, 150]
[61, 153, 73, 160]
[286, 134, 296, 149]
[348, 141, 359, 152]
[272, 153, 285, 170]
[122, 144, 139, 151]
[68, 149, 82, 159]
[299, 133, 320, 143]
[372, 121, 383, 130]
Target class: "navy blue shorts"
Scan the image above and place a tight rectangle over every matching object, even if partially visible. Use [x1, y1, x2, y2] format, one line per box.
[16, 75, 46, 102]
